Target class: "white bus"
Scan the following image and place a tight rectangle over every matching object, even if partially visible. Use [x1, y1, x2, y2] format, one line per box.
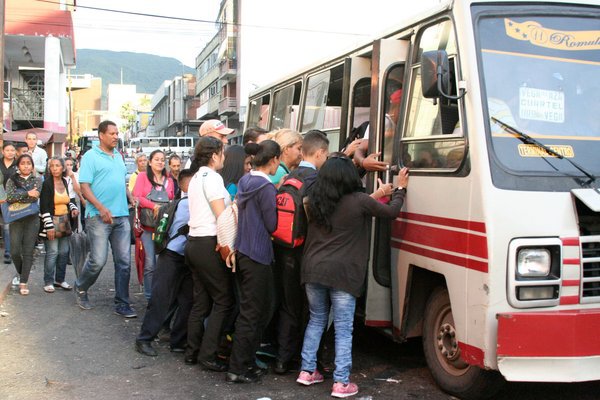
[246, 1, 600, 398]
[128, 136, 198, 158]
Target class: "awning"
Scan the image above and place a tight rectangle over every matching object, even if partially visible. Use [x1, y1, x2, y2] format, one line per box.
[3, 128, 67, 144]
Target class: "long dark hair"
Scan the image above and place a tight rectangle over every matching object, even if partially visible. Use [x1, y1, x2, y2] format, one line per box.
[146, 149, 167, 188]
[307, 157, 363, 232]
[220, 145, 248, 187]
[245, 140, 280, 167]
[190, 136, 223, 173]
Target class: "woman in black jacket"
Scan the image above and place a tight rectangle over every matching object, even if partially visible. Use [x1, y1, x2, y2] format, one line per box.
[39, 157, 79, 293]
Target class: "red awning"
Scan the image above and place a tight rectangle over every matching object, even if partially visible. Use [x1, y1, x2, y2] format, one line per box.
[3, 128, 67, 144]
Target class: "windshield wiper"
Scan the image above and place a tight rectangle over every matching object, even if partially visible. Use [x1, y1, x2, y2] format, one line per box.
[491, 117, 596, 187]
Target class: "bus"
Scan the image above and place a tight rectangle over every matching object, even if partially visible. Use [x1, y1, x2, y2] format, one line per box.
[128, 136, 198, 158]
[245, 0, 600, 398]
[77, 130, 124, 157]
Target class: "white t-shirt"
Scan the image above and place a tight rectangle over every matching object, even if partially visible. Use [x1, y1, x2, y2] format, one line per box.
[188, 166, 231, 237]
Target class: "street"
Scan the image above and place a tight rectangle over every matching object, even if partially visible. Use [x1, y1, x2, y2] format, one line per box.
[1, 251, 600, 400]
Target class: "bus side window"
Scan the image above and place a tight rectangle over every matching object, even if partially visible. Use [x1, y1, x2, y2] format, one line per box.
[271, 82, 302, 131]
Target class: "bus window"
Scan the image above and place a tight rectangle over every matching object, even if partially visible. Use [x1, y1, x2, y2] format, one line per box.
[159, 138, 168, 147]
[381, 64, 405, 164]
[301, 64, 344, 133]
[271, 82, 302, 130]
[184, 138, 192, 147]
[248, 94, 270, 130]
[351, 78, 371, 131]
[403, 20, 465, 170]
[169, 138, 178, 147]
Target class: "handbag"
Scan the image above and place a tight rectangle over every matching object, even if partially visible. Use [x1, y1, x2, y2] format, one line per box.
[52, 214, 72, 238]
[139, 180, 170, 228]
[1, 201, 39, 223]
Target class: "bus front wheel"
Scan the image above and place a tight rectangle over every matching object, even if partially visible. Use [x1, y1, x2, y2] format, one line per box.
[423, 287, 503, 400]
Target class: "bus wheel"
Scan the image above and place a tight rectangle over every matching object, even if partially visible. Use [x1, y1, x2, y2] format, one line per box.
[423, 287, 503, 400]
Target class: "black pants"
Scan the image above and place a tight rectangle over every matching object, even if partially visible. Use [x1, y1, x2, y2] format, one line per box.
[136, 249, 193, 347]
[10, 214, 40, 284]
[273, 245, 306, 363]
[185, 236, 234, 362]
[229, 253, 273, 374]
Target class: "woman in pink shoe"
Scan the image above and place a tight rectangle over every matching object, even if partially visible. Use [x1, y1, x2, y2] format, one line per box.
[297, 156, 408, 398]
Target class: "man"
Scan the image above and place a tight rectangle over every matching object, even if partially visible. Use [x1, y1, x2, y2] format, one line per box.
[128, 153, 147, 192]
[15, 142, 29, 157]
[199, 119, 233, 145]
[75, 120, 137, 318]
[25, 132, 48, 175]
[168, 155, 182, 199]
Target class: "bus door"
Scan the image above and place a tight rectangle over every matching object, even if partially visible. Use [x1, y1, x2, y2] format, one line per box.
[339, 54, 371, 151]
[364, 38, 410, 330]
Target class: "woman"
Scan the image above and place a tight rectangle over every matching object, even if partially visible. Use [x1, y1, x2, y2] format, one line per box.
[296, 157, 409, 398]
[0, 142, 17, 265]
[133, 149, 175, 300]
[267, 129, 303, 186]
[39, 157, 79, 293]
[227, 140, 281, 384]
[220, 145, 252, 201]
[184, 136, 235, 371]
[6, 154, 43, 296]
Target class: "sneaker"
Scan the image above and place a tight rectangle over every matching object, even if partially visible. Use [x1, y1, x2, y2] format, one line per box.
[331, 382, 359, 398]
[11, 276, 20, 286]
[75, 287, 93, 310]
[296, 370, 325, 386]
[115, 304, 137, 318]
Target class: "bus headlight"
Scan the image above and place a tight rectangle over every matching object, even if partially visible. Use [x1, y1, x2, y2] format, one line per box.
[517, 248, 551, 278]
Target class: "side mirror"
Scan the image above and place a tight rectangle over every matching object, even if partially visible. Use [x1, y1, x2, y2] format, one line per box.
[421, 50, 450, 98]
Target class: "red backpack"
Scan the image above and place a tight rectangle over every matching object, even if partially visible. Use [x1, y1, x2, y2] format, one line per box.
[272, 169, 313, 248]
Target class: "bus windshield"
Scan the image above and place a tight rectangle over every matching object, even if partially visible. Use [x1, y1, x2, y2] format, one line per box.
[477, 12, 600, 176]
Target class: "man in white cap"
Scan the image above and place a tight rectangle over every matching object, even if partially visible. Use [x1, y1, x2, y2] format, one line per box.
[199, 119, 233, 145]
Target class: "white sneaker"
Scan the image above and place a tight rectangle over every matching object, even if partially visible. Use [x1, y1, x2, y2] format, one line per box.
[12, 276, 20, 286]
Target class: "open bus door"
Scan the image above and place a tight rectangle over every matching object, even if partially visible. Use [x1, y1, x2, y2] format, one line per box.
[363, 38, 410, 332]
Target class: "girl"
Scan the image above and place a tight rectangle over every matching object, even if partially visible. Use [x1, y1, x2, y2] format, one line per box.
[184, 136, 235, 371]
[220, 145, 252, 201]
[267, 129, 303, 186]
[227, 140, 281, 383]
[6, 154, 43, 295]
[133, 149, 175, 300]
[0, 142, 17, 265]
[39, 157, 79, 293]
[296, 157, 409, 398]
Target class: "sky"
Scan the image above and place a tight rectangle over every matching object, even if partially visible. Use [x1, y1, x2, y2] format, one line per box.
[73, 0, 441, 69]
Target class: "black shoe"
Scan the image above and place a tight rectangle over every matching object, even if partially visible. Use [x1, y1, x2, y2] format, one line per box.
[274, 359, 289, 375]
[115, 304, 137, 318]
[184, 353, 198, 365]
[135, 340, 157, 357]
[170, 346, 185, 353]
[225, 370, 261, 384]
[200, 358, 228, 372]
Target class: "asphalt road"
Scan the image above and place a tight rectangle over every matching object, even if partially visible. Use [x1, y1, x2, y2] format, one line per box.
[1, 250, 600, 400]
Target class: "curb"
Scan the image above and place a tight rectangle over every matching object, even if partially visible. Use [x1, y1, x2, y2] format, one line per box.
[0, 266, 14, 305]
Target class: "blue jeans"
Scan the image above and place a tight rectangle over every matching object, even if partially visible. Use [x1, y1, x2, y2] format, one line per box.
[300, 283, 356, 384]
[3, 223, 10, 255]
[44, 236, 70, 285]
[140, 230, 156, 300]
[76, 216, 131, 306]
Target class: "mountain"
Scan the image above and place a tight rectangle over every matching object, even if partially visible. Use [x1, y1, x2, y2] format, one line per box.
[74, 49, 195, 102]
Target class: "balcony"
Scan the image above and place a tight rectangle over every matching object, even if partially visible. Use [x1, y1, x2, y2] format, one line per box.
[220, 59, 237, 80]
[12, 88, 44, 121]
[219, 97, 237, 116]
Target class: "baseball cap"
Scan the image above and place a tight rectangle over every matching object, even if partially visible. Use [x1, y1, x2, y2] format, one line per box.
[199, 119, 234, 137]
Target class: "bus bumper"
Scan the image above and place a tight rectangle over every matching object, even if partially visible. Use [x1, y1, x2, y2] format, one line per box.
[496, 309, 600, 382]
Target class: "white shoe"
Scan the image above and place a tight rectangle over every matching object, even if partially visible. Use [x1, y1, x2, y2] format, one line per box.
[12, 276, 20, 286]
[54, 281, 72, 290]
[43, 285, 55, 293]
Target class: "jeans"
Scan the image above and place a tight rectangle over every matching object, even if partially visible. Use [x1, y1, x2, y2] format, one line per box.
[300, 283, 356, 384]
[10, 214, 40, 284]
[141, 230, 156, 300]
[3, 223, 10, 255]
[44, 236, 70, 285]
[76, 216, 131, 306]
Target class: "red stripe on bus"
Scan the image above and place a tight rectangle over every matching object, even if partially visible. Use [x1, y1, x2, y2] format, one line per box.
[563, 258, 580, 265]
[563, 280, 580, 287]
[398, 212, 486, 234]
[393, 242, 489, 273]
[365, 320, 392, 328]
[561, 237, 580, 246]
[560, 296, 579, 305]
[497, 309, 600, 357]
[457, 342, 485, 368]
[393, 221, 488, 260]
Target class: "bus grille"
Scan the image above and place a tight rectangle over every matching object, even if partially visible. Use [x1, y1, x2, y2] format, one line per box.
[581, 237, 600, 302]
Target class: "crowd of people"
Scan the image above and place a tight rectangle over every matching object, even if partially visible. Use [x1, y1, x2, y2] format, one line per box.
[1, 119, 409, 399]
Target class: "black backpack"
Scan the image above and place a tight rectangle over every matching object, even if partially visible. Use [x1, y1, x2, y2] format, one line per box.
[272, 168, 314, 248]
[153, 198, 189, 254]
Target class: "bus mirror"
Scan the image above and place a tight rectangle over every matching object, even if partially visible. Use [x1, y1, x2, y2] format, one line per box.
[421, 50, 450, 99]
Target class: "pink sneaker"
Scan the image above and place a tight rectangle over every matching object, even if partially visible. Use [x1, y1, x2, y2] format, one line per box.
[331, 382, 359, 398]
[296, 370, 325, 386]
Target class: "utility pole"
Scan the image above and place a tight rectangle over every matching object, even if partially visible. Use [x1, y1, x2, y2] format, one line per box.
[0, 0, 5, 145]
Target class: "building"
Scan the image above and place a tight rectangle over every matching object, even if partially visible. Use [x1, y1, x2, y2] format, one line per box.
[69, 74, 103, 140]
[150, 74, 201, 138]
[3, 0, 76, 155]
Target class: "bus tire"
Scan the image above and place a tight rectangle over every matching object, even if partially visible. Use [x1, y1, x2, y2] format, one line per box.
[423, 287, 504, 400]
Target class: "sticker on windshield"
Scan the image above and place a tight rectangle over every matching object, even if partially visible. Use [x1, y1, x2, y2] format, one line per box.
[505, 19, 600, 51]
[518, 144, 574, 158]
[519, 87, 564, 123]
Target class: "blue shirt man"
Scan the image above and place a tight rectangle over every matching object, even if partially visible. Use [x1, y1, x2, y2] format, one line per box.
[75, 120, 137, 318]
